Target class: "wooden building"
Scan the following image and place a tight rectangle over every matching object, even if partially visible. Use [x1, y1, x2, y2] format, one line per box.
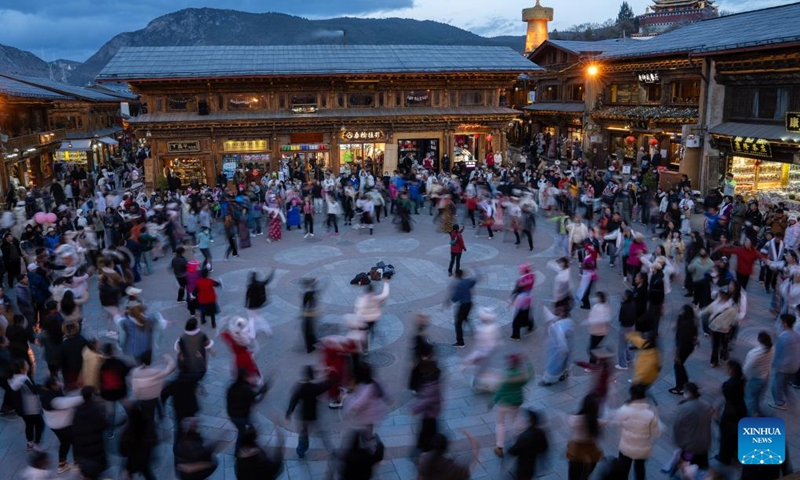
[97, 45, 538, 188]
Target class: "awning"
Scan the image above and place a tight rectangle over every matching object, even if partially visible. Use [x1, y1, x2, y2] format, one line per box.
[709, 122, 800, 144]
[57, 139, 92, 152]
[98, 136, 118, 146]
[523, 102, 585, 114]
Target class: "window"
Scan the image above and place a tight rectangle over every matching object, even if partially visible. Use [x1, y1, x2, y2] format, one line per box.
[290, 93, 317, 107]
[348, 93, 374, 108]
[645, 83, 662, 103]
[167, 95, 195, 112]
[459, 91, 484, 106]
[449, 91, 457, 107]
[338, 93, 345, 108]
[405, 90, 432, 107]
[609, 83, 637, 104]
[279, 94, 286, 109]
[379, 92, 385, 107]
[540, 85, 559, 102]
[228, 95, 261, 111]
[670, 80, 700, 104]
[395, 91, 402, 107]
[155, 97, 163, 112]
[726, 86, 793, 121]
[320, 94, 328, 109]
[567, 83, 585, 102]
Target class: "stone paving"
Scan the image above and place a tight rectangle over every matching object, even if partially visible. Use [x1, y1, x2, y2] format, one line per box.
[0, 208, 799, 480]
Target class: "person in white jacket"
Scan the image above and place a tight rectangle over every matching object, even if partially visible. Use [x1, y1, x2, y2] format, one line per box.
[613, 384, 663, 480]
[583, 291, 611, 365]
[463, 308, 500, 390]
[131, 351, 176, 434]
[353, 279, 390, 353]
[548, 258, 572, 310]
[40, 376, 84, 473]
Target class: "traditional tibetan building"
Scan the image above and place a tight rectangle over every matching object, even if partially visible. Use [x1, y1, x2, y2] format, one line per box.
[637, 0, 718, 36]
[97, 45, 538, 187]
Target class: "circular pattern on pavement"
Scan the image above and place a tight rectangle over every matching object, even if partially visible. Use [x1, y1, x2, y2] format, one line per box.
[419, 295, 515, 328]
[426, 243, 499, 263]
[362, 351, 397, 368]
[477, 266, 547, 292]
[274, 245, 343, 266]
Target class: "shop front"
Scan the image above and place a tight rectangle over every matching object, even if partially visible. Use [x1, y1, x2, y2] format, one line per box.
[5, 153, 53, 191]
[157, 139, 213, 187]
[451, 124, 492, 172]
[280, 133, 330, 181]
[220, 138, 272, 183]
[339, 129, 386, 175]
[55, 139, 93, 174]
[710, 121, 800, 209]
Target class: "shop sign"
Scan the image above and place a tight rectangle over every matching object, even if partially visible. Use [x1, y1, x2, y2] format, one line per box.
[731, 136, 772, 158]
[243, 154, 270, 162]
[631, 121, 650, 131]
[222, 162, 237, 178]
[787, 112, 800, 133]
[340, 130, 385, 142]
[457, 124, 485, 131]
[406, 92, 429, 103]
[291, 105, 318, 114]
[290, 133, 324, 144]
[637, 72, 660, 84]
[167, 141, 200, 154]
[223, 140, 268, 153]
[281, 144, 329, 152]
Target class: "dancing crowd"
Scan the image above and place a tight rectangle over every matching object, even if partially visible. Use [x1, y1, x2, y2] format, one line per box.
[0, 153, 797, 480]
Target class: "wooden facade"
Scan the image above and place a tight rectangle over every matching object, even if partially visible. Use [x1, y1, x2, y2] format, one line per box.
[124, 72, 523, 188]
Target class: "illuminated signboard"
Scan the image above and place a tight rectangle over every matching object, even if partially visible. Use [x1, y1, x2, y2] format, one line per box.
[731, 136, 772, 158]
[167, 141, 201, 153]
[222, 140, 268, 153]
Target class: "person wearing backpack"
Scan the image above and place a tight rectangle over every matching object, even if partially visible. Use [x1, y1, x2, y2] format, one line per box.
[9, 359, 45, 451]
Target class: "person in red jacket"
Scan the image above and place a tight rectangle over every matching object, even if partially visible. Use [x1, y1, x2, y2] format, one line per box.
[448, 224, 467, 277]
[195, 268, 221, 328]
[717, 237, 765, 290]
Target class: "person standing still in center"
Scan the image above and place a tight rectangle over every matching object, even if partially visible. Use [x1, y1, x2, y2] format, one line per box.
[447, 269, 478, 348]
[448, 224, 466, 277]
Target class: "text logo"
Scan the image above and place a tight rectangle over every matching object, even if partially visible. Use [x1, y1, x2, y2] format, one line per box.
[739, 417, 785, 465]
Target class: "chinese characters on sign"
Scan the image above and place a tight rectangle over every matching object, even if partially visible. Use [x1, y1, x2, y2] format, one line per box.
[340, 130, 385, 142]
[291, 105, 318, 114]
[787, 112, 800, 133]
[731, 136, 772, 158]
[222, 140, 268, 153]
[637, 72, 660, 84]
[166, 141, 201, 153]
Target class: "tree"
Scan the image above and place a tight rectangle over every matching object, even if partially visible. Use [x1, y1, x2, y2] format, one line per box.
[616, 1, 639, 34]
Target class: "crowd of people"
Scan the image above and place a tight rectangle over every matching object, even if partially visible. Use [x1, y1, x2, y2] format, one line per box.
[0, 152, 797, 480]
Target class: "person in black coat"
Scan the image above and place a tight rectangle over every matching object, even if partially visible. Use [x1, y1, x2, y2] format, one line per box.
[339, 429, 385, 480]
[174, 418, 218, 480]
[60, 322, 88, 391]
[508, 410, 549, 480]
[72, 386, 109, 480]
[120, 402, 158, 480]
[226, 369, 267, 451]
[286, 365, 333, 458]
[162, 374, 200, 443]
[245, 269, 274, 330]
[716, 360, 747, 465]
[1, 232, 22, 288]
[669, 305, 698, 395]
[235, 425, 284, 480]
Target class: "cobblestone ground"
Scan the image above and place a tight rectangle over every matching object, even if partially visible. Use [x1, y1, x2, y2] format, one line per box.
[1, 209, 798, 480]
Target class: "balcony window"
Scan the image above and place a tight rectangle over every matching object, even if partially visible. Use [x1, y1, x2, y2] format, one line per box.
[567, 83, 585, 102]
[348, 93, 375, 108]
[459, 91, 485, 106]
[610, 83, 637, 104]
[290, 93, 317, 108]
[405, 90, 432, 107]
[670, 80, 700, 104]
[726, 86, 791, 121]
[228, 95, 262, 111]
[645, 83, 662, 104]
[540, 85, 559, 102]
[167, 96, 196, 112]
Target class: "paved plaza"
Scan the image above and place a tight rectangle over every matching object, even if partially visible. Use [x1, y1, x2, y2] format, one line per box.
[1, 209, 798, 480]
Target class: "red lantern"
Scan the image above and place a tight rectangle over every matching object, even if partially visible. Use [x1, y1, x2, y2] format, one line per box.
[486, 134, 494, 143]
[649, 138, 659, 146]
[625, 136, 635, 144]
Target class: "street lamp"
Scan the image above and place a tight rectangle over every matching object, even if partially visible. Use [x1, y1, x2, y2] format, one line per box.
[587, 64, 599, 77]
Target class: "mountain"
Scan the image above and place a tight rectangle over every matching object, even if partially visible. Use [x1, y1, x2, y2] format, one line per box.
[69, 8, 529, 85]
[0, 43, 53, 78]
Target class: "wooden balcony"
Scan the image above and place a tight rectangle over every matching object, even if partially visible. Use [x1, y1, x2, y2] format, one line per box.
[3, 128, 67, 151]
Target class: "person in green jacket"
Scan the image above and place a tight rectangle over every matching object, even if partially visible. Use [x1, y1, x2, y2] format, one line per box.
[489, 353, 534, 458]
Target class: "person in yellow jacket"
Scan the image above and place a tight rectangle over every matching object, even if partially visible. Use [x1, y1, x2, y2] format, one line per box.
[626, 331, 661, 387]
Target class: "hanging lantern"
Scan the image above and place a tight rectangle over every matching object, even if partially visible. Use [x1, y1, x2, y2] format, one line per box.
[649, 138, 659, 146]
[486, 134, 494, 143]
[625, 136, 635, 144]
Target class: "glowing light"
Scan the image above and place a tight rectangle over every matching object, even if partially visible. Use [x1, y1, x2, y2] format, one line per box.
[587, 65, 599, 76]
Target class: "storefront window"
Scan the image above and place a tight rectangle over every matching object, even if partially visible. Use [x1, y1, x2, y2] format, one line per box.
[398, 139, 438, 168]
[459, 91, 484, 106]
[729, 156, 789, 193]
[453, 134, 481, 168]
[610, 83, 637, 104]
[167, 96, 196, 112]
[348, 93, 375, 108]
[405, 90, 432, 107]
[339, 143, 385, 173]
[228, 95, 262, 111]
[166, 158, 206, 186]
[670, 80, 701, 104]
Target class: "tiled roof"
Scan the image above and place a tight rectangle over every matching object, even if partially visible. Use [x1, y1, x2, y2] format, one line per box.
[127, 106, 520, 124]
[524, 102, 585, 113]
[600, 2, 800, 59]
[0, 75, 71, 100]
[98, 45, 540, 80]
[0, 74, 125, 102]
[709, 122, 800, 143]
